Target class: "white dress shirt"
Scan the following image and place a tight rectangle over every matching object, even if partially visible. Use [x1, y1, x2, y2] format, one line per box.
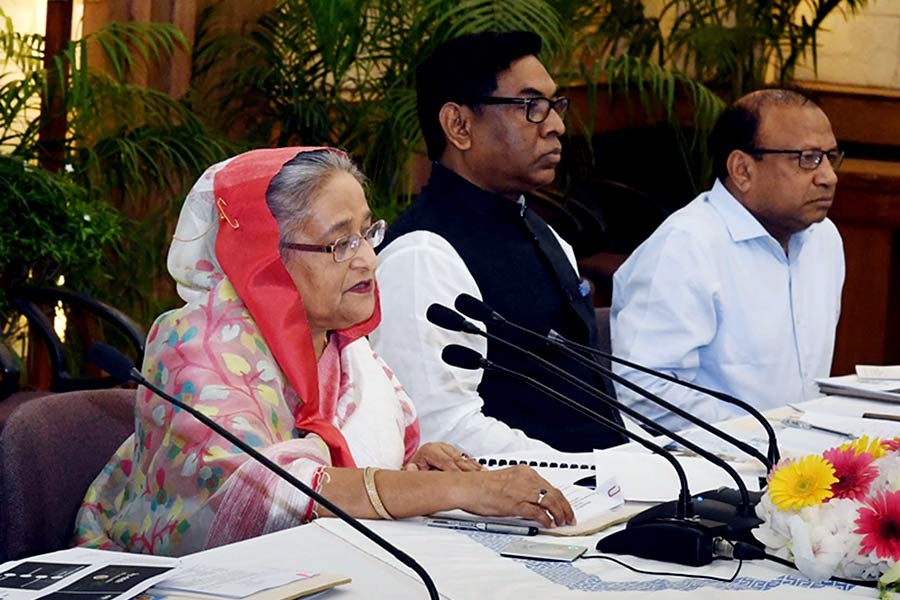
[372, 226, 581, 456]
[611, 179, 845, 431]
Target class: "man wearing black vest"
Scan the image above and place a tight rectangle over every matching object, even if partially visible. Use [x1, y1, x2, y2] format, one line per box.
[370, 31, 625, 455]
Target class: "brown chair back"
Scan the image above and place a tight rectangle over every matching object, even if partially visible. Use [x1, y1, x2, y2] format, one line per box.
[0, 388, 135, 560]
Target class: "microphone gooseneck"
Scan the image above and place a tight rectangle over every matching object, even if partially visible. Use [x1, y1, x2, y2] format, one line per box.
[442, 344, 694, 521]
[542, 325, 771, 471]
[427, 304, 754, 514]
[88, 343, 439, 600]
[457, 294, 777, 470]
[441, 344, 735, 567]
[546, 329, 780, 466]
[427, 303, 764, 550]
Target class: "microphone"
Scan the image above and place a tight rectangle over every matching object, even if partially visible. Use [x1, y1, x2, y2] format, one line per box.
[427, 304, 762, 538]
[451, 296, 767, 521]
[455, 293, 778, 470]
[550, 330, 780, 464]
[453, 294, 500, 323]
[442, 344, 695, 519]
[87, 343, 439, 600]
[441, 344, 733, 567]
[425, 303, 482, 335]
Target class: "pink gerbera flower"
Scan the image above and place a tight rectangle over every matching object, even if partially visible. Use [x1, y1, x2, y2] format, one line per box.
[823, 447, 878, 501]
[855, 490, 900, 561]
[883, 438, 900, 452]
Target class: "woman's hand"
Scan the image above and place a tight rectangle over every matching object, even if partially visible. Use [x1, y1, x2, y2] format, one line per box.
[404, 442, 483, 472]
[456, 465, 575, 528]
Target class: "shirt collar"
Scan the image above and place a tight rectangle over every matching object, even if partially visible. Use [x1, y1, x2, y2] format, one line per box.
[708, 179, 815, 251]
[708, 178, 777, 244]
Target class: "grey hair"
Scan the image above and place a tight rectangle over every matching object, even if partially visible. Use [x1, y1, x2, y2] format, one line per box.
[265, 149, 366, 255]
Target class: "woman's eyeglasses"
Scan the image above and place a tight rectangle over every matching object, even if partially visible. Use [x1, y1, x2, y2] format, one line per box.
[282, 219, 387, 263]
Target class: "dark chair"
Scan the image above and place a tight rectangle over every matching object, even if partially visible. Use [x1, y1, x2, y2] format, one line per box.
[8, 286, 145, 393]
[529, 177, 670, 306]
[0, 338, 21, 400]
[0, 338, 52, 433]
[0, 390, 52, 435]
[0, 388, 135, 561]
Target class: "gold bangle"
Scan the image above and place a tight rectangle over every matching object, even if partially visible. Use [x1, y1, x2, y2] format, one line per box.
[363, 466, 395, 520]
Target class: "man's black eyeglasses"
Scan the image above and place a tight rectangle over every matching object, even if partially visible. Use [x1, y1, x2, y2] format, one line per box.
[750, 148, 845, 171]
[469, 96, 569, 124]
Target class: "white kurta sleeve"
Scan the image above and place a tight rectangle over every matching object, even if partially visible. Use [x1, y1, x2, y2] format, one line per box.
[371, 231, 553, 455]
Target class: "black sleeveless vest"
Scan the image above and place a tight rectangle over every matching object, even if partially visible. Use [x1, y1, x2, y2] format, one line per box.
[380, 164, 625, 451]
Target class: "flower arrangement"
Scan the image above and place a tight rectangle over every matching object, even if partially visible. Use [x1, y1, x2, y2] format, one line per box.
[755, 436, 900, 598]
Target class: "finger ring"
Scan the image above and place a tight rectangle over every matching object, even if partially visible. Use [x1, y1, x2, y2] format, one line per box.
[537, 488, 548, 504]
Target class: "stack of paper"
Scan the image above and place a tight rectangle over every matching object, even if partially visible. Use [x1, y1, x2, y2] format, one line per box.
[0, 548, 177, 600]
[594, 449, 765, 503]
[147, 565, 349, 600]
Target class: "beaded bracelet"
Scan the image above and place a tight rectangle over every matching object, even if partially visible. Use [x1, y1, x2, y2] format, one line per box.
[308, 467, 332, 521]
[363, 466, 395, 520]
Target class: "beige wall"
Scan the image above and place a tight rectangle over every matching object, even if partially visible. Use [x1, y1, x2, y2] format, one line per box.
[4, 0, 84, 36]
[2, 1, 83, 154]
[793, 0, 900, 89]
[639, 0, 900, 90]
[4, 0, 45, 34]
[7, 1, 900, 92]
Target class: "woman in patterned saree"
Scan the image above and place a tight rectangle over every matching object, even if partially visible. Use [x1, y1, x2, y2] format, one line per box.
[74, 147, 573, 556]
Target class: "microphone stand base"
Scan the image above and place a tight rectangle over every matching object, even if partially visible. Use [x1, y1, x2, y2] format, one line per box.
[695, 486, 765, 507]
[596, 517, 728, 567]
[629, 492, 763, 545]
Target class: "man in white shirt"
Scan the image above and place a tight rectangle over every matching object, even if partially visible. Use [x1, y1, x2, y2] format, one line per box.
[611, 89, 845, 431]
[371, 31, 625, 455]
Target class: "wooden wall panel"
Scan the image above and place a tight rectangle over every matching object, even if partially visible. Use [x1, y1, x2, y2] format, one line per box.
[829, 158, 900, 374]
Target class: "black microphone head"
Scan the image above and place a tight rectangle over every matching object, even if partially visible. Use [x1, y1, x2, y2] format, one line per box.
[454, 293, 503, 324]
[87, 342, 139, 382]
[441, 344, 486, 370]
[425, 303, 479, 334]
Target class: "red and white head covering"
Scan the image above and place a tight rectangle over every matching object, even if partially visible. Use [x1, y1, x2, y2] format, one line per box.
[167, 147, 379, 467]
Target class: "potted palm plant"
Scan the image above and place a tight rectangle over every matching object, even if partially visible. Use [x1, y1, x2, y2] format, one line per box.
[0, 9, 234, 324]
[1, 9, 235, 389]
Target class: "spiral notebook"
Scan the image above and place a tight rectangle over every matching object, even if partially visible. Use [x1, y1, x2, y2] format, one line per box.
[475, 450, 595, 472]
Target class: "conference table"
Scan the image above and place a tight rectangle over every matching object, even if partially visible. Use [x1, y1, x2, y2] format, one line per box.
[172, 393, 898, 599]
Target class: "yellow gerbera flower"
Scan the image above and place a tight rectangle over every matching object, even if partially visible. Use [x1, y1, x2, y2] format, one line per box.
[769, 455, 838, 511]
[840, 435, 887, 459]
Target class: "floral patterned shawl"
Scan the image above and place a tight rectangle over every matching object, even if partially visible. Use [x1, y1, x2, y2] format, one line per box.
[73, 148, 419, 556]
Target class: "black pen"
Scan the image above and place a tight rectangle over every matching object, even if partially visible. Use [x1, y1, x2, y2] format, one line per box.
[426, 517, 538, 536]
